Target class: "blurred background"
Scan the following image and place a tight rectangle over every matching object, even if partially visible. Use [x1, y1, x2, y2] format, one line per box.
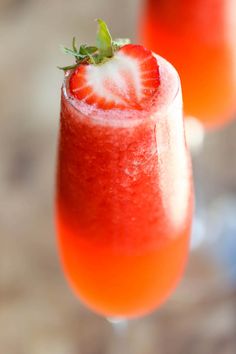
[1, 0, 236, 353]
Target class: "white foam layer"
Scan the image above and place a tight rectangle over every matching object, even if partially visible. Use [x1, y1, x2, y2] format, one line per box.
[63, 53, 181, 127]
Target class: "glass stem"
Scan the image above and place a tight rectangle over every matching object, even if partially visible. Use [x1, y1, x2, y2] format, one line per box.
[108, 318, 130, 354]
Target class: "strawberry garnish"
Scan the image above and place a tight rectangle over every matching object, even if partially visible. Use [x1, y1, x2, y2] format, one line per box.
[59, 20, 160, 110]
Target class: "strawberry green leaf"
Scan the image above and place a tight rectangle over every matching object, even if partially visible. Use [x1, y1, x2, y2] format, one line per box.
[112, 38, 130, 50]
[72, 37, 78, 52]
[62, 47, 84, 57]
[79, 45, 96, 64]
[58, 64, 78, 71]
[79, 45, 97, 55]
[84, 46, 98, 54]
[96, 19, 113, 58]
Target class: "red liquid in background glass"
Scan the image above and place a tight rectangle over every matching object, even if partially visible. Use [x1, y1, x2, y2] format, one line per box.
[140, 0, 236, 128]
[56, 55, 193, 318]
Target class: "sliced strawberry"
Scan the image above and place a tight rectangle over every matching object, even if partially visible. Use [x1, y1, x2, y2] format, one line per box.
[69, 44, 160, 110]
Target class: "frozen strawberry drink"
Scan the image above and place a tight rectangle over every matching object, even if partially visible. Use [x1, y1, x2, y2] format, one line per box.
[56, 20, 193, 318]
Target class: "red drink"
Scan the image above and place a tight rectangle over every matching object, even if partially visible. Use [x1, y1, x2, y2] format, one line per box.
[140, 0, 236, 128]
[56, 54, 193, 318]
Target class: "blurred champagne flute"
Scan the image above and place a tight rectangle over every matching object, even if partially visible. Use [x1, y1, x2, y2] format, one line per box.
[139, 0, 236, 294]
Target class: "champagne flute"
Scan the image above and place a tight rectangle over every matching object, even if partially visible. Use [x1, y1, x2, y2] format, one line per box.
[56, 19, 193, 352]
